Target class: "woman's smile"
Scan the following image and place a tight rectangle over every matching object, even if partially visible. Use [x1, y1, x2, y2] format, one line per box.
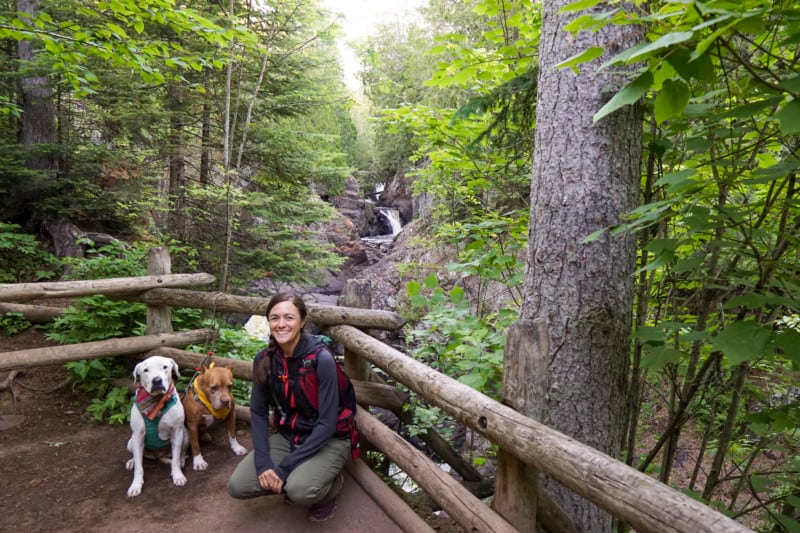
[268, 300, 307, 355]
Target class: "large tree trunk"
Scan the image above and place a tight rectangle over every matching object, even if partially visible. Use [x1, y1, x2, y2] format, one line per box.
[17, 0, 56, 158]
[523, 2, 643, 531]
[12, 0, 57, 221]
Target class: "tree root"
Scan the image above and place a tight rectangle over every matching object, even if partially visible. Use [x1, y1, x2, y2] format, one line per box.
[0, 370, 73, 407]
[0, 370, 21, 406]
[16, 374, 73, 393]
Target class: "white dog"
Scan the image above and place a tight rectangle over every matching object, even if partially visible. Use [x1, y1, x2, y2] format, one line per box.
[125, 355, 187, 497]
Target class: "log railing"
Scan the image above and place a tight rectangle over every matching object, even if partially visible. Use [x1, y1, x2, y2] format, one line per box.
[0, 266, 752, 533]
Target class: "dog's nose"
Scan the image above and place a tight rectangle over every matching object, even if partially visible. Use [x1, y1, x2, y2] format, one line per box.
[151, 376, 165, 392]
[222, 398, 231, 408]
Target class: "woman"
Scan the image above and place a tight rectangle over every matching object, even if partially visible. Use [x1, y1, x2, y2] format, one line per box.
[228, 292, 350, 522]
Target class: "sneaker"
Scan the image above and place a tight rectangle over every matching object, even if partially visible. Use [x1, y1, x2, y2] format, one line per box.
[307, 473, 344, 522]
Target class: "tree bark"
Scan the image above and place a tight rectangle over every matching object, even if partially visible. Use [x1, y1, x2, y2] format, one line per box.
[8, 0, 58, 223]
[524, 2, 643, 531]
[166, 81, 187, 240]
[16, 0, 57, 166]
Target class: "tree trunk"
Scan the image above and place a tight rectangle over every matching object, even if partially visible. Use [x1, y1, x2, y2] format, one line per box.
[523, 2, 643, 531]
[166, 81, 187, 240]
[12, 0, 57, 221]
[16, 0, 56, 160]
[200, 77, 212, 186]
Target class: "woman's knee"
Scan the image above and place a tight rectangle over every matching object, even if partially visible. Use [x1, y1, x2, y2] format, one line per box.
[227, 452, 260, 499]
[227, 477, 246, 499]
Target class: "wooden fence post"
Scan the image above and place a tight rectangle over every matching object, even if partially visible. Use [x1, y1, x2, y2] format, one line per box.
[337, 279, 372, 382]
[492, 318, 549, 531]
[146, 247, 173, 335]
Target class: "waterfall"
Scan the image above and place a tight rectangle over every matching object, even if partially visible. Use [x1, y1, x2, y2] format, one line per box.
[376, 207, 402, 235]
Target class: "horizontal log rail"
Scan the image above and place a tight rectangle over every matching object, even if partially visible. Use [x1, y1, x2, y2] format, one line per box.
[0, 329, 214, 372]
[130, 288, 406, 330]
[138, 347, 407, 412]
[0, 302, 64, 323]
[328, 324, 751, 533]
[0, 274, 216, 302]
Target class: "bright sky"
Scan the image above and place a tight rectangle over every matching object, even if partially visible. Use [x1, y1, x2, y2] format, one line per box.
[320, 0, 425, 90]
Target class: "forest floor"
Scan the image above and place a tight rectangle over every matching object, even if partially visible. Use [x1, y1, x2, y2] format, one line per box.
[0, 327, 460, 533]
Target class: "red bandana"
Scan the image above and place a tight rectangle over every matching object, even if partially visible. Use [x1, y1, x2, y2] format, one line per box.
[135, 385, 177, 420]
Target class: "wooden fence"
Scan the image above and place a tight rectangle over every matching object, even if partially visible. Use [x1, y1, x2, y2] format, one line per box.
[0, 248, 752, 533]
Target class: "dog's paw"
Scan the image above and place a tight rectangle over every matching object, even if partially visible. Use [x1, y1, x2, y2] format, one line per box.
[192, 455, 209, 471]
[231, 442, 248, 456]
[172, 471, 187, 487]
[125, 458, 134, 471]
[127, 481, 143, 497]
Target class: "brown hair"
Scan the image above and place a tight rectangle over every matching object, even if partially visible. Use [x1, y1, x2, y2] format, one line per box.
[254, 291, 308, 385]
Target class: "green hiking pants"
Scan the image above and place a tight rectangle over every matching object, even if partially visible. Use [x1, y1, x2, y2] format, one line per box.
[227, 432, 350, 507]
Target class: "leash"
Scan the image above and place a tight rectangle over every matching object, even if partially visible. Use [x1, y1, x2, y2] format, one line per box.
[181, 298, 221, 399]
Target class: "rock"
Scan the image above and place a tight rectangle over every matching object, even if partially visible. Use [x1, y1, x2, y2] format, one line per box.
[330, 176, 379, 236]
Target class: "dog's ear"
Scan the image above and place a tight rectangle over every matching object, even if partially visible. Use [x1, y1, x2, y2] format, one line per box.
[170, 358, 181, 379]
[132, 362, 143, 384]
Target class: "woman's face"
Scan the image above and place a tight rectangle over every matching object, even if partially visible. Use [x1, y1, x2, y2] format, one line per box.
[268, 300, 307, 355]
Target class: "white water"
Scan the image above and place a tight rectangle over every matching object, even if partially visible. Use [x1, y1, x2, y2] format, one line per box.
[362, 207, 402, 245]
[377, 207, 402, 235]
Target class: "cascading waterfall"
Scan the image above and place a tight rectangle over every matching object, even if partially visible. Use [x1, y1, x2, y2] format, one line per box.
[376, 207, 402, 235]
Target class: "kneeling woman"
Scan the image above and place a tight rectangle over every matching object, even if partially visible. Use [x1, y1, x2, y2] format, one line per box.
[228, 292, 351, 522]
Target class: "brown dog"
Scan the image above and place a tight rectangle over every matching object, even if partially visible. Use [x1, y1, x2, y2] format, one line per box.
[182, 364, 247, 470]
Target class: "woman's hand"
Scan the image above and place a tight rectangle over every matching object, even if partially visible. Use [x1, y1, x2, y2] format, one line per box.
[258, 468, 284, 494]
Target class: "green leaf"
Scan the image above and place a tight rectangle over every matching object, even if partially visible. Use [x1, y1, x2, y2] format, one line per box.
[449, 286, 465, 304]
[774, 329, 800, 368]
[559, 0, 602, 13]
[775, 100, 800, 135]
[423, 273, 438, 289]
[673, 255, 704, 274]
[603, 32, 694, 69]
[643, 346, 685, 370]
[594, 71, 652, 123]
[773, 514, 800, 533]
[654, 169, 697, 192]
[458, 372, 485, 390]
[556, 47, 604, 74]
[406, 280, 421, 297]
[666, 47, 714, 82]
[654, 79, 690, 124]
[712, 320, 772, 365]
[634, 325, 666, 343]
[409, 294, 427, 308]
[724, 293, 796, 310]
[582, 227, 608, 243]
[779, 75, 800, 93]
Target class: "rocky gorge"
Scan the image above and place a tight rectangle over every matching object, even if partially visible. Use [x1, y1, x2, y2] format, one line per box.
[255, 173, 454, 317]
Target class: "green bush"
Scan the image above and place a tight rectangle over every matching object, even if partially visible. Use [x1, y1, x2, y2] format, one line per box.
[0, 312, 31, 336]
[0, 223, 60, 282]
